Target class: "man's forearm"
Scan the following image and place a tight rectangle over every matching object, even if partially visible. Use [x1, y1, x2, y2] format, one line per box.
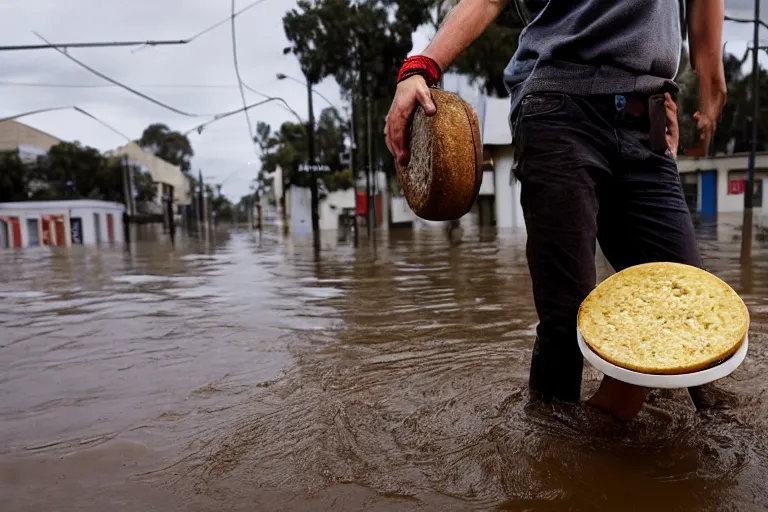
[688, 0, 727, 108]
[422, 0, 509, 71]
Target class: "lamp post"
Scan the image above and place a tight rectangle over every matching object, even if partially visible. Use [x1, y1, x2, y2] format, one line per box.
[742, 0, 761, 264]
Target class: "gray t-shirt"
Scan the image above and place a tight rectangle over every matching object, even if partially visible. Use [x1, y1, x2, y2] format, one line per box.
[504, 0, 684, 113]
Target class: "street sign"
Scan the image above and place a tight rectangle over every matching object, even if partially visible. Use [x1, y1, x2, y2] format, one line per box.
[298, 163, 331, 173]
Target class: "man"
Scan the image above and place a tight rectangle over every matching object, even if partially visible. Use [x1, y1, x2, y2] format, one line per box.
[385, 0, 727, 420]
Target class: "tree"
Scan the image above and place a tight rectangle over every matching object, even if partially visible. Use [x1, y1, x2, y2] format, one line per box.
[211, 193, 234, 222]
[283, 0, 434, 204]
[0, 151, 29, 202]
[138, 123, 194, 173]
[131, 164, 157, 203]
[254, 107, 349, 191]
[284, 0, 434, 97]
[436, 0, 524, 97]
[43, 142, 111, 200]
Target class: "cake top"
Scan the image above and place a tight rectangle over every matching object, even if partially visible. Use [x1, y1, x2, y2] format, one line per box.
[578, 262, 749, 375]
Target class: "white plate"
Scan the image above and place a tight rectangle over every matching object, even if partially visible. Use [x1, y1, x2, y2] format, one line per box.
[577, 330, 749, 389]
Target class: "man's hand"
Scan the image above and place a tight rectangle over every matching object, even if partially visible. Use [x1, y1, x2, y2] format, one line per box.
[694, 84, 726, 152]
[385, 76, 436, 168]
[689, 0, 727, 152]
[665, 92, 679, 158]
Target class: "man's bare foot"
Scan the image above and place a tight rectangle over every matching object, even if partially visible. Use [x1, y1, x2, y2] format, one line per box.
[587, 376, 650, 421]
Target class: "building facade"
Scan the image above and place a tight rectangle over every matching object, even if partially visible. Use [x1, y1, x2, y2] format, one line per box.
[0, 200, 125, 249]
[105, 142, 191, 218]
[0, 120, 62, 164]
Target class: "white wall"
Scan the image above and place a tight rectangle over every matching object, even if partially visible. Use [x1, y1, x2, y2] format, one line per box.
[492, 146, 525, 230]
[319, 189, 356, 231]
[479, 170, 495, 196]
[288, 187, 357, 232]
[288, 186, 312, 234]
[391, 196, 417, 225]
[715, 172, 768, 214]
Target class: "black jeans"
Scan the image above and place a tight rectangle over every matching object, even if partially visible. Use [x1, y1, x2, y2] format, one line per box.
[512, 92, 701, 403]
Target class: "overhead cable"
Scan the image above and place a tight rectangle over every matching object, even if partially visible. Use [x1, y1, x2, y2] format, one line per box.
[231, 0, 255, 140]
[34, 31, 211, 117]
[1, 105, 133, 143]
[183, 97, 303, 136]
[0, 81, 245, 89]
[132, 0, 273, 54]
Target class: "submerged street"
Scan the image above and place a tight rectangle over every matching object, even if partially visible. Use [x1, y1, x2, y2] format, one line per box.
[1, 226, 767, 511]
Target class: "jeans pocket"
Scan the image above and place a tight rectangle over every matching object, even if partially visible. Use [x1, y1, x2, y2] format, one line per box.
[519, 92, 566, 119]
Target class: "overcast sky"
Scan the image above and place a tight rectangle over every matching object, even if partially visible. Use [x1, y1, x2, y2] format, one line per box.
[0, 0, 766, 201]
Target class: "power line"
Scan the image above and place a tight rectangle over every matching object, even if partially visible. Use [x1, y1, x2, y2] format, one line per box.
[231, 0, 255, 141]
[243, 82, 304, 119]
[72, 107, 134, 142]
[183, 97, 303, 136]
[133, 0, 273, 54]
[0, 105, 133, 143]
[34, 31, 212, 118]
[0, 106, 74, 123]
[0, 39, 186, 51]
[0, 81, 245, 89]
[724, 15, 768, 30]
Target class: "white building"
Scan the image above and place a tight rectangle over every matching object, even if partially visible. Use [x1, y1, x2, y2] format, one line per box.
[0, 200, 124, 249]
[287, 186, 357, 233]
[677, 153, 768, 224]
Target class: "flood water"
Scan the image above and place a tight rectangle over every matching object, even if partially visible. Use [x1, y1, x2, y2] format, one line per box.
[1, 225, 767, 511]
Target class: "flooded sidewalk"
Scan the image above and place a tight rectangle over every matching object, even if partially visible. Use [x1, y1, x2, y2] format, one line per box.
[1, 227, 767, 511]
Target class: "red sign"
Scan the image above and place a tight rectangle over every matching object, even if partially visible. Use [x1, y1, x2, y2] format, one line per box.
[729, 179, 745, 195]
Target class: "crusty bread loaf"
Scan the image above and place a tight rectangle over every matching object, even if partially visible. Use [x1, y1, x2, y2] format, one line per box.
[396, 89, 482, 221]
[578, 262, 749, 375]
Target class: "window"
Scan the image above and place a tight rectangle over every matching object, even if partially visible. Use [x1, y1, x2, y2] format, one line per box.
[70, 217, 83, 244]
[727, 170, 765, 207]
[26, 218, 40, 246]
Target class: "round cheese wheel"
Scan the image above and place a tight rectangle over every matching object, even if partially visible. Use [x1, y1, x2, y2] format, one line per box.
[396, 89, 483, 221]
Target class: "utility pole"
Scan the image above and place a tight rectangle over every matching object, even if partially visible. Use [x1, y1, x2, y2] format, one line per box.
[348, 103, 359, 246]
[127, 164, 136, 217]
[196, 169, 204, 234]
[741, 0, 760, 264]
[306, 78, 321, 250]
[121, 158, 131, 214]
[121, 157, 131, 245]
[202, 182, 209, 230]
[366, 92, 376, 233]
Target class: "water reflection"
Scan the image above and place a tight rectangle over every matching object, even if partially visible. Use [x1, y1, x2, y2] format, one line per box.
[0, 225, 767, 511]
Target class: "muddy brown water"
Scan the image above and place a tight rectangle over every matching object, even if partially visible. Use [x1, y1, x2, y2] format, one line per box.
[1, 226, 767, 511]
